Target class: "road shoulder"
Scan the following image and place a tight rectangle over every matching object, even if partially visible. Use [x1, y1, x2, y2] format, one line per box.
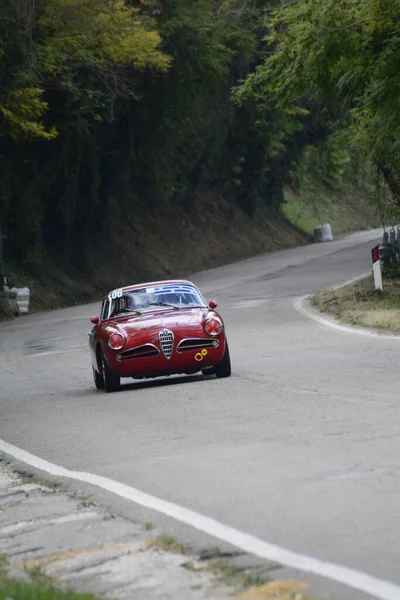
[295, 275, 400, 340]
[0, 460, 313, 600]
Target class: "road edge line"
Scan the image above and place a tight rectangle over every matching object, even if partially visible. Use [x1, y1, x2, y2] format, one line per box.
[294, 273, 400, 340]
[0, 439, 399, 600]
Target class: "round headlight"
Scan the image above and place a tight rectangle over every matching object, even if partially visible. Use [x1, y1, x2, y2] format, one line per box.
[204, 318, 223, 336]
[108, 332, 125, 350]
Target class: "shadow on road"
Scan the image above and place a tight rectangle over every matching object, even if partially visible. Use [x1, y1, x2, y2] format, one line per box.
[72, 373, 217, 398]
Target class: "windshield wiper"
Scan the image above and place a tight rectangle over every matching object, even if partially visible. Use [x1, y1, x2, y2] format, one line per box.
[149, 302, 178, 309]
[111, 309, 142, 317]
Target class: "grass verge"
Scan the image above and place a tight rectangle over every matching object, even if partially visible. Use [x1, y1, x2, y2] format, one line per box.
[310, 275, 400, 332]
[283, 180, 378, 238]
[0, 568, 99, 600]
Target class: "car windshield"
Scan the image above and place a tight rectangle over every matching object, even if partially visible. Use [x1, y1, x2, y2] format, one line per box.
[101, 283, 206, 320]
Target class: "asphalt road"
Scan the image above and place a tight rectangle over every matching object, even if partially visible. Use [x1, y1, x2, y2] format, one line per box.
[1, 229, 399, 600]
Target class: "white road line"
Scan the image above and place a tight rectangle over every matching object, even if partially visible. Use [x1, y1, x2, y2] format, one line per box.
[294, 296, 400, 340]
[0, 439, 399, 600]
[294, 271, 400, 340]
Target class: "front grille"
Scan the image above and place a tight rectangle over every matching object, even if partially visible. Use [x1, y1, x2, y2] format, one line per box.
[159, 329, 174, 359]
[177, 338, 219, 353]
[120, 344, 160, 360]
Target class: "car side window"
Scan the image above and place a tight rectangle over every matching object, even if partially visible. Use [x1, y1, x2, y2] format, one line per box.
[101, 298, 110, 320]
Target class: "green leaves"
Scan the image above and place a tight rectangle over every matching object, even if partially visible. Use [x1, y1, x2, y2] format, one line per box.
[0, 88, 57, 140]
[0, 0, 170, 140]
[234, 0, 400, 200]
[39, 0, 169, 71]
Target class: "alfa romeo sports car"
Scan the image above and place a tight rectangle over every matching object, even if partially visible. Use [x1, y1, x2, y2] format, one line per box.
[89, 280, 231, 392]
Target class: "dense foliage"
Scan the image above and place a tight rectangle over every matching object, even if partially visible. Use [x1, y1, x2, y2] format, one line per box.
[234, 0, 400, 204]
[0, 0, 280, 273]
[0, 0, 397, 277]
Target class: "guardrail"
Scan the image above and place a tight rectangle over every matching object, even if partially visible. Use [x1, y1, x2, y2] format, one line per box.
[370, 226, 400, 291]
[378, 226, 400, 265]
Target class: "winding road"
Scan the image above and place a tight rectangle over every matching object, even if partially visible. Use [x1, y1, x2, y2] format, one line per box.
[1, 229, 399, 600]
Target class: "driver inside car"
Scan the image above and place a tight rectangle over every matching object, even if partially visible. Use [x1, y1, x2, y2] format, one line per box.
[157, 293, 181, 306]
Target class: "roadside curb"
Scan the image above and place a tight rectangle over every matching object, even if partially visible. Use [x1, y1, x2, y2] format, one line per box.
[294, 272, 400, 340]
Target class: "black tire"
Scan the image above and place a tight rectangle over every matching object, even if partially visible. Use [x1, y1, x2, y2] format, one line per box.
[101, 353, 121, 393]
[214, 342, 231, 378]
[92, 365, 104, 390]
[201, 366, 216, 376]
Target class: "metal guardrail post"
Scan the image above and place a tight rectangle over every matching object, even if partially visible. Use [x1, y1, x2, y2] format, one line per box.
[379, 231, 391, 265]
[389, 228, 397, 260]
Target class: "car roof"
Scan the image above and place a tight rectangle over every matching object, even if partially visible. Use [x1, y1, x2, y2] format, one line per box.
[105, 279, 198, 297]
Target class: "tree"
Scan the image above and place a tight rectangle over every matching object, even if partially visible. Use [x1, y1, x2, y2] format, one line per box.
[0, 0, 169, 140]
[0, 0, 301, 274]
[234, 0, 400, 203]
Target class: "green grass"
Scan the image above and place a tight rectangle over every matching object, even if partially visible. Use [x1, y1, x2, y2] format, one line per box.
[183, 555, 283, 591]
[311, 275, 400, 332]
[147, 536, 187, 554]
[0, 569, 100, 600]
[148, 538, 277, 592]
[283, 191, 322, 234]
[283, 181, 378, 237]
[207, 558, 270, 588]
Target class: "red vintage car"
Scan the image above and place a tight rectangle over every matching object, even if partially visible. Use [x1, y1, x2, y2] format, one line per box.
[89, 280, 231, 392]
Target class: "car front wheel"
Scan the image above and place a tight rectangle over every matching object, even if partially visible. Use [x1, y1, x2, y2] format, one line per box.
[101, 353, 121, 393]
[214, 342, 231, 378]
[92, 365, 104, 390]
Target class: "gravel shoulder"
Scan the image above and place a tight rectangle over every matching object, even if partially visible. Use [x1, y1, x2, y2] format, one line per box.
[0, 460, 313, 600]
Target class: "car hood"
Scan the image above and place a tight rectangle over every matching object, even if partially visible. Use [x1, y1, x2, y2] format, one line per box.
[108, 308, 208, 335]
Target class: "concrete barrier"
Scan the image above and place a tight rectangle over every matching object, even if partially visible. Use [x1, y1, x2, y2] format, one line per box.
[313, 223, 333, 243]
[12, 287, 30, 315]
[0, 287, 30, 316]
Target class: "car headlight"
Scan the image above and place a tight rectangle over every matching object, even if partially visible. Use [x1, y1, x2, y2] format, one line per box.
[108, 332, 125, 350]
[204, 317, 223, 336]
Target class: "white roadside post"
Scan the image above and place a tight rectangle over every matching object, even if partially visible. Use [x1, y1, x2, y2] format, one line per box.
[371, 244, 383, 291]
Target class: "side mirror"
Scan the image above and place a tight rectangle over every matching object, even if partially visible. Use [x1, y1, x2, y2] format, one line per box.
[208, 300, 218, 310]
[90, 316, 100, 325]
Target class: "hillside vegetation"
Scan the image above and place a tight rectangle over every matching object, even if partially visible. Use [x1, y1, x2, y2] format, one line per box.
[1, 0, 397, 309]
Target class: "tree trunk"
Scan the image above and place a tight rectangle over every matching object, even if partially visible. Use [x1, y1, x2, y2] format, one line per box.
[378, 162, 400, 207]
